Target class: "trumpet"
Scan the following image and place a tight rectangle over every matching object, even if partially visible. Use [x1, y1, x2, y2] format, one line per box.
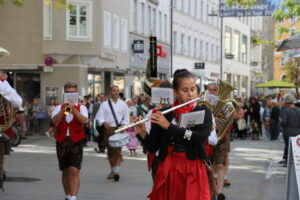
[64, 104, 73, 115]
[115, 91, 208, 134]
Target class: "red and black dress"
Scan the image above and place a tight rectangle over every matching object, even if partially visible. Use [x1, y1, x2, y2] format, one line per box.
[140, 102, 213, 200]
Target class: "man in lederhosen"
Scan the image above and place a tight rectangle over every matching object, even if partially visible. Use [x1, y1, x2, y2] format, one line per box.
[52, 82, 88, 200]
[96, 85, 129, 182]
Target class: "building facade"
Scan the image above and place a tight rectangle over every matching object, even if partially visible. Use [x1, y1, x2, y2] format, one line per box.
[172, 0, 221, 90]
[129, 0, 171, 96]
[0, 0, 131, 104]
[274, 17, 300, 82]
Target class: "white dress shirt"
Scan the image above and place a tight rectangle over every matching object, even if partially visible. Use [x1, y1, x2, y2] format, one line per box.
[96, 98, 129, 127]
[209, 117, 218, 146]
[51, 104, 88, 136]
[0, 80, 22, 108]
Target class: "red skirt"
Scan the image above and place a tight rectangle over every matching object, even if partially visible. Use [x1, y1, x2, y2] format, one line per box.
[148, 147, 210, 200]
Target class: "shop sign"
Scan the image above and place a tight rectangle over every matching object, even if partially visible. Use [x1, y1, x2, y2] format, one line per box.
[132, 40, 144, 53]
[210, 72, 220, 78]
[195, 63, 205, 69]
[157, 45, 167, 57]
[99, 50, 116, 61]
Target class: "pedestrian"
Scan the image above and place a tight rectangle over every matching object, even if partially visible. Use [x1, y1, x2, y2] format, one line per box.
[15, 106, 27, 139]
[95, 85, 129, 182]
[279, 93, 300, 167]
[126, 115, 138, 157]
[45, 98, 59, 138]
[32, 97, 45, 135]
[135, 69, 212, 200]
[90, 93, 106, 153]
[51, 82, 88, 200]
[249, 97, 261, 139]
[270, 100, 280, 140]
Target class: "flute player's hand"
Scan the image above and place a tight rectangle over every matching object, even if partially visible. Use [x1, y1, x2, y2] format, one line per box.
[134, 116, 147, 139]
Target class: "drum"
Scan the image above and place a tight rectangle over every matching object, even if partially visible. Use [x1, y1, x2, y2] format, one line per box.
[108, 133, 130, 148]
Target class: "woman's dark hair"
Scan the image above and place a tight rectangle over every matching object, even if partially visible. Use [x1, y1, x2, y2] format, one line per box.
[172, 69, 195, 90]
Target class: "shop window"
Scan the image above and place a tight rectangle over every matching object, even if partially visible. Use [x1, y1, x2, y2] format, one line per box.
[15, 72, 40, 101]
[113, 74, 125, 95]
[88, 73, 102, 98]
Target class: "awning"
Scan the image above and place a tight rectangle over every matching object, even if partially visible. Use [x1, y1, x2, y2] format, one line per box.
[254, 80, 296, 88]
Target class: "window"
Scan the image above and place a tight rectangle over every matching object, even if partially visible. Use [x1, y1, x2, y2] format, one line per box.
[216, 45, 219, 63]
[188, 0, 191, 15]
[200, 40, 203, 59]
[194, 0, 197, 17]
[112, 15, 120, 49]
[211, 44, 214, 62]
[159, 11, 162, 39]
[103, 11, 111, 47]
[194, 38, 197, 58]
[233, 30, 240, 61]
[153, 8, 156, 35]
[121, 19, 128, 51]
[206, 4, 209, 22]
[164, 14, 167, 41]
[188, 36, 191, 56]
[148, 6, 151, 35]
[141, 2, 145, 34]
[88, 73, 102, 98]
[67, 0, 92, 41]
[133, 0, 137, 31]
[224, 26, 232, 54]
[290, 16, 297, 24]
[200, 1, 203, 20]
[181, 33, 185, 54]
[43, 0, 52, 40]
[205, 42, 208, 60]
[241, 35, 247, 63]
[173, 31, 177, 53]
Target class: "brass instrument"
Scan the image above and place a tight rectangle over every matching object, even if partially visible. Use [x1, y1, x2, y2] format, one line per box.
[115, 91, 209, 134]
[64, 104, 73, 115]
[211, 80, 239, 141]
[0, 96, 15, 132]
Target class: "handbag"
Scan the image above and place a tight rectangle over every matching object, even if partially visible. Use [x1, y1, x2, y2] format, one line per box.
[237, 118, 246, 131]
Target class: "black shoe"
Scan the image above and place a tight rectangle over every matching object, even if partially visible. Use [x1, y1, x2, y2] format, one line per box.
[217, 193, 226, 200]
[113, 174, 120, 182]
[3, 172, 6, 181]
[278, 159, 286, 164]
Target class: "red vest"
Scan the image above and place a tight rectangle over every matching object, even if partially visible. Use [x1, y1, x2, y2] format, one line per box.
[55, 104, 85, 143]
[205, 140, 214, 156]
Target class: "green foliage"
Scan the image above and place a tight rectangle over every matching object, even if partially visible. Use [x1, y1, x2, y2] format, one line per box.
[251, 36, 274, 45]
[0, 0, 24, 6]
[225, 0, 260, 8]
[284, 58, 300, 88]
[0, 0, 68, 8]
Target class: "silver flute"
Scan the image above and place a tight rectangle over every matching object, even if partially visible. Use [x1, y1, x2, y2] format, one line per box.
[115, 92, 207, 134]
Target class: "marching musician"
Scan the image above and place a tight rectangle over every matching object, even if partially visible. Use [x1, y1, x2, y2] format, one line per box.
[51, 82, 88, 200]
[0, 70, 22, 191]
[95, 85, 129, 182]
[207, 82, 231, 200]
[135, 69, 212, 200]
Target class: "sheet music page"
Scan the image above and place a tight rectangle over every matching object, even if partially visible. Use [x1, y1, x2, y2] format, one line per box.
[63, 93, 79, 104]
[179, 110, 205, 129]
[151, 88, 174, 105]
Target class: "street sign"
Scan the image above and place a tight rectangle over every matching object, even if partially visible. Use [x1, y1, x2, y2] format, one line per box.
[219, 0, 278, 17]
[286, 136, 300, 200]
[195, 63, 205, 69]
[132, 40, 144, 53]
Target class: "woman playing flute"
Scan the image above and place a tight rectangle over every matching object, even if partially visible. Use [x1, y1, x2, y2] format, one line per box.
[135, 69, 212, 200]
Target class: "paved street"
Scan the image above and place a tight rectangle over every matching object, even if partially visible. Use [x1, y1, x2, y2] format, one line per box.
[0, 136, 287, 200]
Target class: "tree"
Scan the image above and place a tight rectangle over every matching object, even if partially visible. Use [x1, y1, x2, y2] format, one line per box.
[284, 58, 300, 95]
[0, 0, 70, 9]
